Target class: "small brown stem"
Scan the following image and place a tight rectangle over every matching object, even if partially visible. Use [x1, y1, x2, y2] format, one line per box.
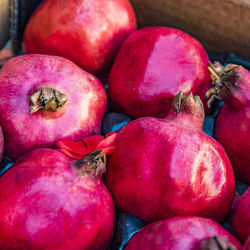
[74, 150, 106, 177]
[208, 62, 224, 86]
[172, 91, 204, 116]
[29, 87, 68, 114]
[206, 62, 241, 108]
[200, 236, 238, 250]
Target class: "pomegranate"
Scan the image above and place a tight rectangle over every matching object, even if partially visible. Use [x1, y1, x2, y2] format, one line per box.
[243, 236, 250, 250]
[0, 125, 4, 161]
[108, 27, 211, 119]
[125, 216, 242, 250]
[0, 54, 107, 161]
[206, 62, 250, 185]
[231, 188, 250, 243]
[105, 92, 235, 223]
[23, 0, 137, 74]
[0, 133, 116, 249]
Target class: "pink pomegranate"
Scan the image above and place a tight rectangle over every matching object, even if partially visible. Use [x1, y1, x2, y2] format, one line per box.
[125, 216, 242, 250]
[23, 0, 137, 74]
[0, 54, 107, 161]
[105, 92, 236, 223]
[108, 27, 211, 118]
[206, 63, 250, 185]
[243, 236, 250, 250]
[231, 188, 250, 243]
[0, 134, 116, 249]
[0, 125, 4, 161]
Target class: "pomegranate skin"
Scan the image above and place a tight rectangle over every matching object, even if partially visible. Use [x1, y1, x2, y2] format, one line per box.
[0, 148, 115, 249]
[108, 27, 211, 118]
[23, 0, 137, 74]
[0, 126, 3, 161]
[243, 236, 250, 250]
[0, 54, 107, 161]
[125, 217, 242, 250]
[212, 65, 250, 185]
[105, 93, 235, 223]
[231, 188, 250, 243]
[215, 105, 250, 184]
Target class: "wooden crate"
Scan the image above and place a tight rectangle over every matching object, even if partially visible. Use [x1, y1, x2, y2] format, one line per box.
[130, 0, 250, 59]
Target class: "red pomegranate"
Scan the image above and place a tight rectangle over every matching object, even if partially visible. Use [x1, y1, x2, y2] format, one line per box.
[0, 133, 116, 249]
[125, 216, 242, 250]
[23, 0, 137, 74]
[206, 62, 250, 185]
[105, 92, 236, 223]
[0, 125, 4, 161]
[243, 236, 250, 250]
[0, 54, 107, 161]
[231, 188, 250, 243]
[108, 27, 211, 118]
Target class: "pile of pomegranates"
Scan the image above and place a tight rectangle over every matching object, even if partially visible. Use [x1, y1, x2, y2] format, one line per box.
[0, 0, 249, 248]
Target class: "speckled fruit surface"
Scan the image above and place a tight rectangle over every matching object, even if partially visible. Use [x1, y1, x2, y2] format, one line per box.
[105, 93, 235, 223]
[23, 0, 137, 73]
[0, 148, 115, 249]
[0, 54, 107, 160]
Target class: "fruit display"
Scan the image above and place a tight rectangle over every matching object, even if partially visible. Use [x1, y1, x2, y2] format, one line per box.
[125, 216, 242, 250]
[0, 54, 107, 160]
[0, 0, 249, 249]
[23, 0, 137, 73]
[231, 188, 250, 243]
[109, 27, 211, 118]
[0, 134, 116, 249]
[207, 62, 250, 185]
[105, 92, 235, 223]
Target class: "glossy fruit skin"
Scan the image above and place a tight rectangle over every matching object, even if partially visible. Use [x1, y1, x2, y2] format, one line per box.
[105, 94, 235, 223]
[0, 54, 107, 161]
[0, 148, 115, 249]
[125, 217, 242, 250]
[0, 126, 4, 161]
[214, 65, 250, 185]
[231, 188, 250, 243]
[108, 27, 211, 118]
[23, 0, 137, 74]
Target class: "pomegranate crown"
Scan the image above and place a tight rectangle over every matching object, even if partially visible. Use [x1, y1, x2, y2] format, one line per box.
[56, 132, 117, 160]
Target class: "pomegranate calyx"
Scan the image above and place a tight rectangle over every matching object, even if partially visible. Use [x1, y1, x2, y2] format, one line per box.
[172, 91, 205, 117]
[74, 150, 106, 177]
[29, 87, 68, 114]
[200, 236, 238, 250]
[57, 132, 117, 160]
[206, 62, 241, 108]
